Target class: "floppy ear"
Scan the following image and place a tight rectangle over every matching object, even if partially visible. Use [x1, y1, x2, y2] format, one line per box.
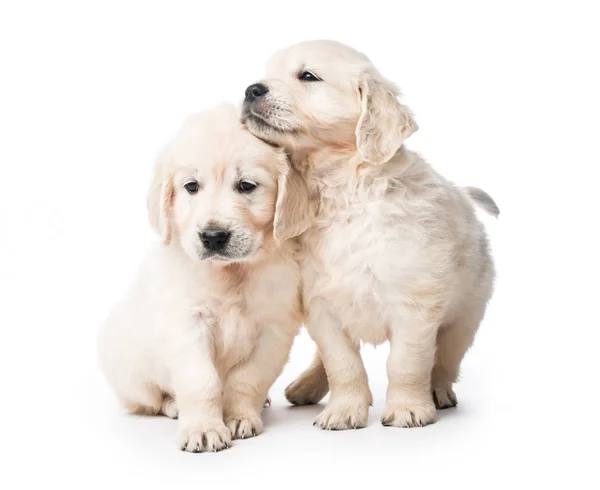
[147, 155, 175, 245]
[355, 71, 418, 165]
[274, 158, 313, 244]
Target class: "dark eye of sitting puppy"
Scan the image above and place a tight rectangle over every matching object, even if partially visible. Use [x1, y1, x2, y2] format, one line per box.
[184, 181, 199, 194]
[238, 181, 257, 193]
[298, 71, 321, 82]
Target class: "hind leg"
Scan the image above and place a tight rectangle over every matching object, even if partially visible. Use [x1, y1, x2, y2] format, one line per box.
[117, 375, 178, 418]
[125, 393, 180, 420]
[160, 395, 179, 419]
[122, 383, 165, 415]
[431, 312, 482, 409]
[285, 350, 329, 406]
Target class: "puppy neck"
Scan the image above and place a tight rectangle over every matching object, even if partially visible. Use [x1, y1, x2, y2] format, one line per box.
[289, 145, 417, 222]
[290, 144, 409, 189]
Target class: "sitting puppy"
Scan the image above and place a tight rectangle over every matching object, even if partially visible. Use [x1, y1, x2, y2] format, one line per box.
[242, 41, 498, 429]
[99, 104, 310, 451]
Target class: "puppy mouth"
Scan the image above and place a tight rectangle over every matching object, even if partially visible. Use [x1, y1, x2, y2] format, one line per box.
[203, 251, 233, 261]
[241, 102, 298, 135]
[242, 106, 283, 133]
[195, 241, 258, 263]
[200, 249, 249, 262]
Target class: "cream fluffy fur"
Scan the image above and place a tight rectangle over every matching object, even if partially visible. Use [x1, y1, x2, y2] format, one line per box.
[243, 41, 497, 429]
[98, 104, 310, 451]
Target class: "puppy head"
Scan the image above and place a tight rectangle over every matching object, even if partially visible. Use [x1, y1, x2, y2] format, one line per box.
[148, 103, 312, 264]
[242, 40, 418, 164]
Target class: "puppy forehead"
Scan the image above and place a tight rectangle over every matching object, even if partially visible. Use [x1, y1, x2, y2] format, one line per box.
[170, 107, 281, 177]
[267, 40, 370, 75]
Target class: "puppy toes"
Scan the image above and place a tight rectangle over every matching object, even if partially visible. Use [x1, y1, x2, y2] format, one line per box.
[432, 386, 457, 409]
[178, 421, 232, 453]
[285, 376, 329, 406]
[381, 399, 436, 428]
[313, 397, 369, 430]
[226, 416, 263, 440]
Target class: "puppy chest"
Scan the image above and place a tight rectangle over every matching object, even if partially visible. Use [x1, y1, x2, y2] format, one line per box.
[215, 308, 259, 367]
[303, 219, 422, 344]
[211, 270, 301, 371]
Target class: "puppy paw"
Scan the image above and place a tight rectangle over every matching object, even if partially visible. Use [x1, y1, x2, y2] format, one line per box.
[225, 416, 263, 440]
[285, 376, 329, 406]
[161, 396, 179, 419]
[432, 386, 457, 409]
[381, 399, 436, 428]
[313, 397, 369, 430]
[178, 421, 231, 453]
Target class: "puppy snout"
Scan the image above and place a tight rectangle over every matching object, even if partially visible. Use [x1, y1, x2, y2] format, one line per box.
[200, 229, 231, 251]
[245, 83, 269, 102]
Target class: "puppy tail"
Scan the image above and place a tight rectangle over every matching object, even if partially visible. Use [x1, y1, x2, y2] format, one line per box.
[464, 186, 500, 217]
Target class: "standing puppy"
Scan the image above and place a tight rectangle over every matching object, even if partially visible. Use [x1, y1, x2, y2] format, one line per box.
[99, 104, 310, 451]
[242, 41, 497, 429]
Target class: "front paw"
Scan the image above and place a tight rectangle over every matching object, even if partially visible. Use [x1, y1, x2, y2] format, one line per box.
[313, 396, 369, 430]
[225, 416, 263, 440]
[178, 420, 232, 453]
[381, 399, 436, 428]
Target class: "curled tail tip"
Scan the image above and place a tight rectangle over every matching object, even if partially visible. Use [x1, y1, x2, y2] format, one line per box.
[464, 186, 500, 218]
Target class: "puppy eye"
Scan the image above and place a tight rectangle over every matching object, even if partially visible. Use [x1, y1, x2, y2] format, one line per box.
[184, 181, 199, 194]
[238, 181, 257, 193]
[298, 71, 321, 82]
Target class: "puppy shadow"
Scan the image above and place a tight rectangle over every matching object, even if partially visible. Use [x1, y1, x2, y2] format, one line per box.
[434, 406, 458, 421]
[105, 409, 177, 457]
[262, 402, 323, 429]
[433, 404, 479, 429]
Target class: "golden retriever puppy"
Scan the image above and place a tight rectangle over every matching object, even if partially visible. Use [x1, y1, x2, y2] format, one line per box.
[98, 104, 310, 451]
[242, 41, 498, 429]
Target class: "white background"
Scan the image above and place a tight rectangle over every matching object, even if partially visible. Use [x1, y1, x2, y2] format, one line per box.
[1, 1, 599, 488]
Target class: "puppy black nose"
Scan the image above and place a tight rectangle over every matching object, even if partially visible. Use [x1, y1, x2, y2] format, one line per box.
[200, 229, 231, 251]
[245, 83, 268, 102]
